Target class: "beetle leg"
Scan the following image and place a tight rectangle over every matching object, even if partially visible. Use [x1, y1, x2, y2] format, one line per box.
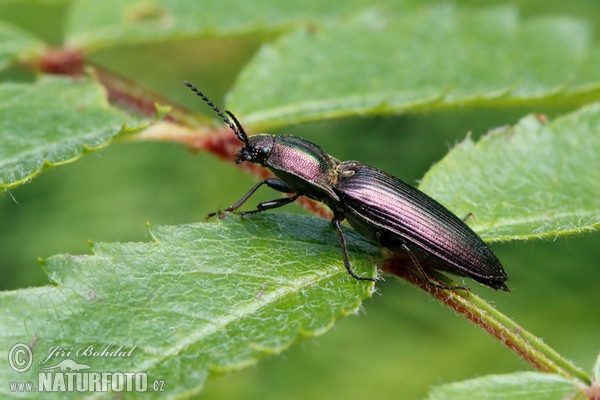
[400, 243, 469, 292]
[332, 218, 376, 282]
[461, 212, 474, 223]
[207, 178, 296, 219]
[239, 194, 300, 216]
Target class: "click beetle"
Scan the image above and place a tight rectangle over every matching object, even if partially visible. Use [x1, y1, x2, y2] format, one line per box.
[184, 81, 509, 291]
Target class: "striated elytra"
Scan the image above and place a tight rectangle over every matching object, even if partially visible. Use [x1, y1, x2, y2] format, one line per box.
[184, 81, 509, 291]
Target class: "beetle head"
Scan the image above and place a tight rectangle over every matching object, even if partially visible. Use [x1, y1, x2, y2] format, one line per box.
[235, 134, 274, 165]
[221, 110, 274, 165]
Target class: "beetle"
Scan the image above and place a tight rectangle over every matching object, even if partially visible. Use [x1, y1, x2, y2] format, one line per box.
[184, 81, 509, 291]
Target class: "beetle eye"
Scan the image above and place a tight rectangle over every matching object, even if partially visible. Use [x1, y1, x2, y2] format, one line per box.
[260, 146, 270, 156]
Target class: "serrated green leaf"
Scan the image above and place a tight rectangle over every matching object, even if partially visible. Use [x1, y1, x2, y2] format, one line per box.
[419, 103, 600, 241]
[0, 19, 45, 71]
[0, 214, 377, 398]
[228, 5, 600, 128]
[427, 372, 584, 400]
[65, 0, 379, 50]
[0, 76, 144, 189]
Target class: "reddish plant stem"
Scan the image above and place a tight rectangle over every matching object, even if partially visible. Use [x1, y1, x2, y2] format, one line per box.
[94, 68, 196, 124]
[37, 48, 85, 76]
[382, 254, 590, 384]
[92, 67, 332, 218]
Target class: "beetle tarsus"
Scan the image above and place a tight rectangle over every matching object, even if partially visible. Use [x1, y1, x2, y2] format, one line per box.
[208, 188, 300, 220]
[461, 212, 475, 223]
[424, 279, 470, 293]
[206, 210, 232, 220]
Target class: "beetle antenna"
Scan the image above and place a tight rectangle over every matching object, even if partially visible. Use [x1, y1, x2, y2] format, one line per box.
[183, 81, 248, 143]
[225, 111, 247, 141]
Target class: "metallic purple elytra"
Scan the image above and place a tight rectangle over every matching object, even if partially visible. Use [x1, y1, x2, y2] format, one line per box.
[184, 81, 509, 291]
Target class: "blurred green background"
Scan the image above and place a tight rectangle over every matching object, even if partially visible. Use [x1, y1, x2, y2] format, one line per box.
[1, 1, 599, 399]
